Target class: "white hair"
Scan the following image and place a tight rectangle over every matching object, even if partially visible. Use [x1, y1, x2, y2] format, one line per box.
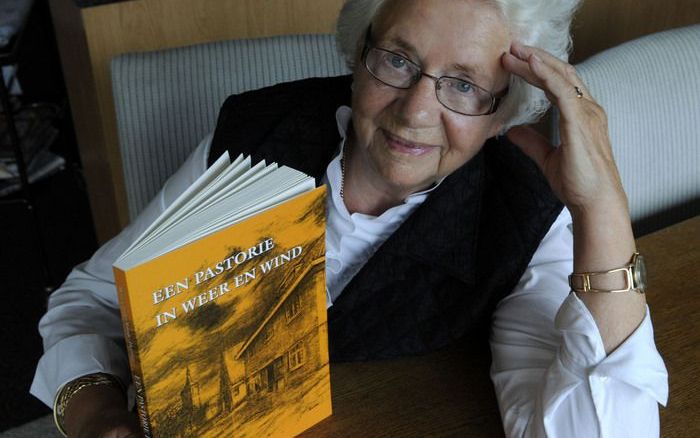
[336, 0, 582, 132]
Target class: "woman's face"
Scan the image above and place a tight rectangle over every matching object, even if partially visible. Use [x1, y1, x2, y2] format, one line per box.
[351, 0, 511, 196]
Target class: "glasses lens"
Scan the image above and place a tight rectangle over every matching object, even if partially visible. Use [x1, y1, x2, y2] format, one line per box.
[437, 77, 495, 115]
[363, 45, 500, 116]
[365, 48, 416, 88]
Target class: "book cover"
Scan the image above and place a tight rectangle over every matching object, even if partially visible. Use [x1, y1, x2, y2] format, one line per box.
[114, 185, 331, 438]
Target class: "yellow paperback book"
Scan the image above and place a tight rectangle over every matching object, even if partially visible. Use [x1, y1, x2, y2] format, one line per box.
[113, 153, 331, 437]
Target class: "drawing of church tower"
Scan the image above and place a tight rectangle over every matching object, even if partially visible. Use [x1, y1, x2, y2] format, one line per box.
[181, 367, 194, 427]
[218, 351, 233, 413]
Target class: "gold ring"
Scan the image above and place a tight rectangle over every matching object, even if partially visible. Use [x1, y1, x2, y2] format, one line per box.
[575, 86, 584, 99]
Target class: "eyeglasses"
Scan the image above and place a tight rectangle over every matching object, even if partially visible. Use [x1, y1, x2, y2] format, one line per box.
[360, 29, 507, 116]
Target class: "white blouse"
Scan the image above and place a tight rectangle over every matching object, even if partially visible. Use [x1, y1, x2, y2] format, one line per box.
[31, 108, 668, 438]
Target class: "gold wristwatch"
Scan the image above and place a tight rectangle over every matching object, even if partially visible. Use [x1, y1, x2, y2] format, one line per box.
[569, 252, 647, 294]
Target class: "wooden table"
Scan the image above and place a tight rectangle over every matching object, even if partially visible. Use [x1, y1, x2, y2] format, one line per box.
[300, 216, 699, 437]
[638, 216, 699, 437]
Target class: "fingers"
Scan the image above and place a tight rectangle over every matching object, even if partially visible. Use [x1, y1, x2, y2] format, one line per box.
[502, 42, 591, 114]
[512, 44, 573, 79]
[501, 50, 543, 90]
[511, 42, 589, 92]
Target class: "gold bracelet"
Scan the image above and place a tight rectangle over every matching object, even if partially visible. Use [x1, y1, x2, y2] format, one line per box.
[52, 373, 124, 437]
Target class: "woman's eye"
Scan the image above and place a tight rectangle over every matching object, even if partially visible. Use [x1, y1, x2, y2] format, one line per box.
[389, 54, 407, 69]
[456, 81, 473, 93]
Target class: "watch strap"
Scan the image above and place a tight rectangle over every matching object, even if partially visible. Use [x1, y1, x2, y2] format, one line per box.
[569, 253, 645, 294]
[569, 267, 635, 293]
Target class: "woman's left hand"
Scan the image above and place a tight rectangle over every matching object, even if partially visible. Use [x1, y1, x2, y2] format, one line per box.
[502, 43, 647, 355]
[501, 42, 628, 217]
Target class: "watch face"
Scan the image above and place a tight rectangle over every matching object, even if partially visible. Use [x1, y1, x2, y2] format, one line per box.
[633, 254, 647, 292]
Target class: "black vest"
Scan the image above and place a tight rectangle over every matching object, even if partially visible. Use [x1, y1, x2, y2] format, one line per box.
[210, 75, 563, 362]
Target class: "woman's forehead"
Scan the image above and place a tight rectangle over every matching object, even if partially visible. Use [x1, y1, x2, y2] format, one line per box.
[372, 0, 510, 82]
[374, 0, 508, 42]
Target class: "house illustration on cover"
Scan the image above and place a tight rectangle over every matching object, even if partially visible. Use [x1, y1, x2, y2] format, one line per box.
[225, 245, 329, 431]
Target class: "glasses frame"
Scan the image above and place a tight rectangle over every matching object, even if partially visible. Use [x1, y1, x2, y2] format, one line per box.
[360, 27, 507, 116]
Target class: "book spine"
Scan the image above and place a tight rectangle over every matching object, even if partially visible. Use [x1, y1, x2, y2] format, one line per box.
[113, 267, 153, 438]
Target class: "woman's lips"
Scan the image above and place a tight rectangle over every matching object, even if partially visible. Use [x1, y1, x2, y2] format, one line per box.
[382, 130, 440, 156]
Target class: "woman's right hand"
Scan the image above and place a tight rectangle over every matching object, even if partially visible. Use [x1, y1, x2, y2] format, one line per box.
[63, 384, 142, 438]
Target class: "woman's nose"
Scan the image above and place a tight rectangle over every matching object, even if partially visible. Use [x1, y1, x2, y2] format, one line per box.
[393, 76, 443, 128]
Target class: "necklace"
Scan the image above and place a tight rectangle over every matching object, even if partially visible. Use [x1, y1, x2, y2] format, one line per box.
[340, 144, 348, 199]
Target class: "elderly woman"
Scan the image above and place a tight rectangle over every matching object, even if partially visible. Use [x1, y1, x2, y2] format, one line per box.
[31, 0, 667, 436]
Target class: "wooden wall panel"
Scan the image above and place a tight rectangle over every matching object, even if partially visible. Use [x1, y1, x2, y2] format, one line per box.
[81, 0, 345, 55]
[571, 0, 700, 62]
